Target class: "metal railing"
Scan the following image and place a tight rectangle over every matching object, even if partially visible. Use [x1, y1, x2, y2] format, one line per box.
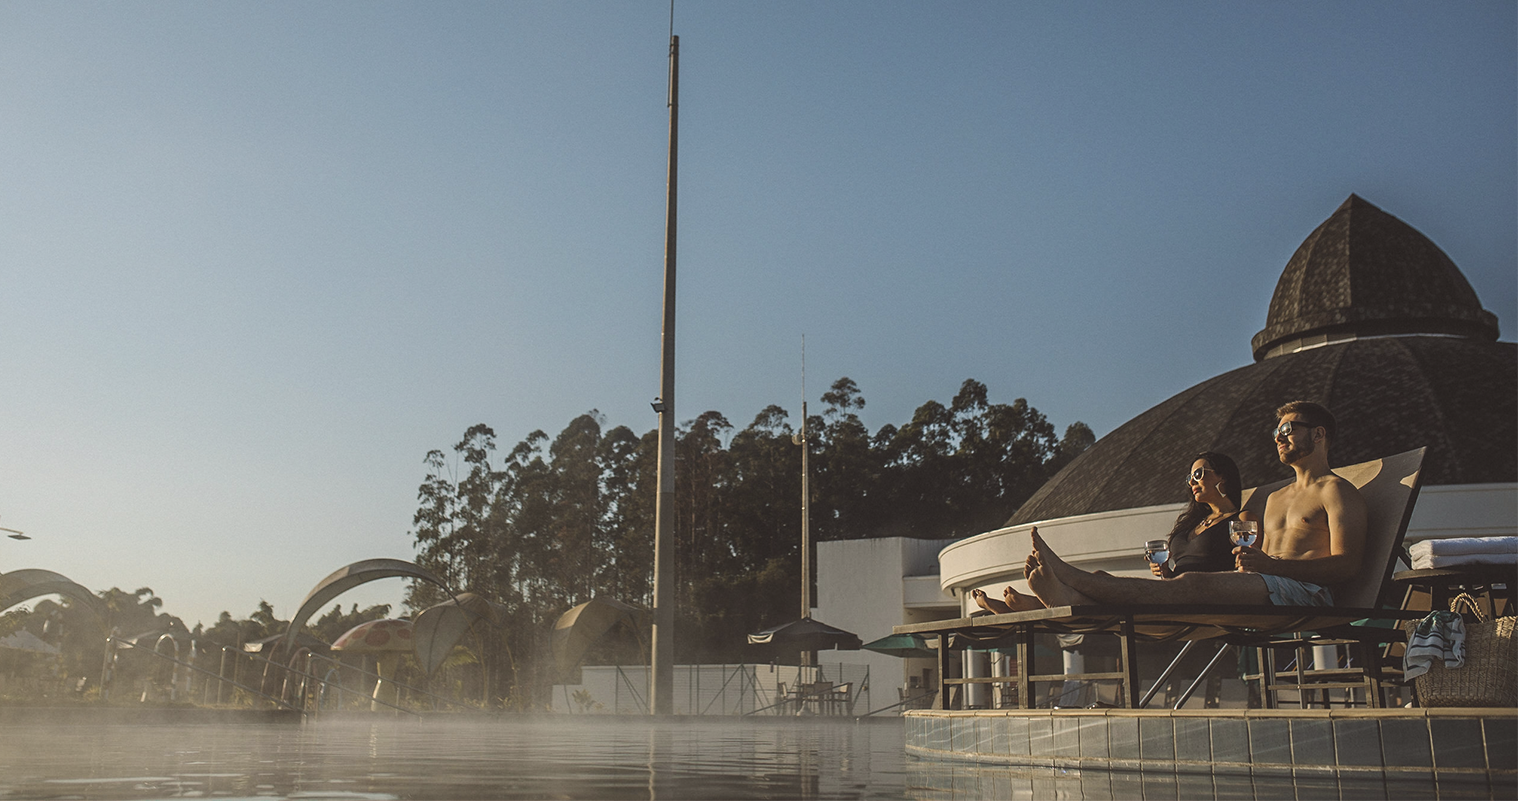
[100, 635, 484, 716]
[105, 636, 298, 711]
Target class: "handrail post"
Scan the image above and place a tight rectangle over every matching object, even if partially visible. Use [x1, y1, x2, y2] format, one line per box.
[218, 646, 232, 705]
[99, 632, 119, 703]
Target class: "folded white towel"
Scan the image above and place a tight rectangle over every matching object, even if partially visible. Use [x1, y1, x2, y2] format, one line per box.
[1404, 611, 1466, 680]
[1411, 552, 1518, 570]
[1409, 536, 1518, 558]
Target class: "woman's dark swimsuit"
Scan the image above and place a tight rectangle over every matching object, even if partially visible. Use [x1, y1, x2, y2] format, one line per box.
[1167, 512, 1239, 576]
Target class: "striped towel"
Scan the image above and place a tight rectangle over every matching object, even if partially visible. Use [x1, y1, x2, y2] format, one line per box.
[1408, 536, 1518, 570]
[1403, 610, 1466, 680]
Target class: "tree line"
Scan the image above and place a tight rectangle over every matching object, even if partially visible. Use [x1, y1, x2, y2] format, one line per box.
[405, 377, 1093, 705]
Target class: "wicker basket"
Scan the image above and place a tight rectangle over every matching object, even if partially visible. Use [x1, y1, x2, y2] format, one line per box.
[1404, 593, 1516, 708]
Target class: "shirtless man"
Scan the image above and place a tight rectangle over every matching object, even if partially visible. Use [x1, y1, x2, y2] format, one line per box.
[1024, 401, 1368, 608]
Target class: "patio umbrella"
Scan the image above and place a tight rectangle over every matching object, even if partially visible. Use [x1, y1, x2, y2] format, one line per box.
[860, 633, 936, 659]
[746, 617, 861, 653]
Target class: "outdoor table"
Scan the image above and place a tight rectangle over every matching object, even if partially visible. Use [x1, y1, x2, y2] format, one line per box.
[1392, 564, 1515, 619]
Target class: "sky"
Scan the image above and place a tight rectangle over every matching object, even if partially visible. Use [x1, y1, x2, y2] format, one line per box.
[0, 2, 1512, 631]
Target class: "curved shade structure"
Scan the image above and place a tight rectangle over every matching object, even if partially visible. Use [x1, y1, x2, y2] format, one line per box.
[0, 569, 107, 625]
[413, 592, 503, 676]
[281, 559, 452, 650]
[550, 597, 648, 678]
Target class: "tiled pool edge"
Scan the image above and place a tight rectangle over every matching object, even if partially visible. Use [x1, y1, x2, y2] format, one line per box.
[904, 707, 1516, 782]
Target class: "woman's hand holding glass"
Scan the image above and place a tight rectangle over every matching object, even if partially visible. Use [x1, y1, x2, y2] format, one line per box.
[1144, 539, 1172, 578]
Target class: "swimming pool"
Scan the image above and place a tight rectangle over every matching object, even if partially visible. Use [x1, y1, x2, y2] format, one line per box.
[0, 715, 1502, 799]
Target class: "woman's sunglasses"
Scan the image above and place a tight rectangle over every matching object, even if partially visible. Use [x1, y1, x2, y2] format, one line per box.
[1186, 467, 1215, 485]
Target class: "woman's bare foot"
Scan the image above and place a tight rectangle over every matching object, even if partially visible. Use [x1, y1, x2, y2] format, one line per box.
[1003, 586, 1046, 612]
[971, 588, 1013, 615]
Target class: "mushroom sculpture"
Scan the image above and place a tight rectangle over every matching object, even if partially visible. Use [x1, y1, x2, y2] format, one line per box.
[332, 618, 414, 711]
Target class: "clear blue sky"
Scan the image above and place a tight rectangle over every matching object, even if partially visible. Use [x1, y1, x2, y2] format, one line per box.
[1, 2, 1512, 629]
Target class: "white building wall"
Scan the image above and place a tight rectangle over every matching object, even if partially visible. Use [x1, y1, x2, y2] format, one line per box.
[815, 537, 958, 713]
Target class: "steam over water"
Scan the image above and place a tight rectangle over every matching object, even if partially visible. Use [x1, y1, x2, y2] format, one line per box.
[0, 716, 1496, 799]
[0, 717, 912, 800]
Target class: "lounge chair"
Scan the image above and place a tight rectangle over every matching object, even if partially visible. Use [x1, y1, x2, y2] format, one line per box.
[893, 447, 1427, 710]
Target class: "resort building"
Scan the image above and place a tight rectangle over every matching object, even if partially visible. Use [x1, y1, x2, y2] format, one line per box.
[816, 194, 1515, 702]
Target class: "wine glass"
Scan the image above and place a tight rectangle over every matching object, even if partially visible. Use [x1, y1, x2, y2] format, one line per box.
[1229, 519, 1259, 548]
[1143, 539, 1169, 566]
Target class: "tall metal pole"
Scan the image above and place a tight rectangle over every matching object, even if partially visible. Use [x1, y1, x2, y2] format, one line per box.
[798, 339, 813, 667]
[649, 33, 678, 717]
[800, 398, 810, 620]
[799, 342, 810, 622]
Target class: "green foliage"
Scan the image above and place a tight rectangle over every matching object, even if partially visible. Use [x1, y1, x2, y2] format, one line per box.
[0, 585, 195, 703]
[407, 379, 1090, 704]
[197, 599, 285, 651]
[311, 603, 393, 644]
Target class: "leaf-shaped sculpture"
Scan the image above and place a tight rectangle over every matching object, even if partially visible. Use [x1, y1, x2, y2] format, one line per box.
[550, 597, 649, 679]
[412, 593, 502, 676]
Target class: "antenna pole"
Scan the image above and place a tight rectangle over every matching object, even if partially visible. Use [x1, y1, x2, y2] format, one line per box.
[649, 32, 678, 717]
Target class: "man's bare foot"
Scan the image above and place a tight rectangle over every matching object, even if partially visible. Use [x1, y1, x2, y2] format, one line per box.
[971, 588, 1013, 615]
[1026, 564, 1086, 607]
[1030, 528, 1077, 584]
[1003, 586, 1046, 612]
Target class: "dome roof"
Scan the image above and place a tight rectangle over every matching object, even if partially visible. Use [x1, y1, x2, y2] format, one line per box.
[1251, 194, 1498, 361]
[1010, 195, 1512, 526]
[1009, 337, 1516, 524]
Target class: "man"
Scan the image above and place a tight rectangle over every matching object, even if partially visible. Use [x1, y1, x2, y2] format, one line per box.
[1025, 401, 1368, 608]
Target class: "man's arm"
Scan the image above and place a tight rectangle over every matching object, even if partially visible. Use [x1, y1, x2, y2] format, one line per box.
[1237, 480, 1368, 585]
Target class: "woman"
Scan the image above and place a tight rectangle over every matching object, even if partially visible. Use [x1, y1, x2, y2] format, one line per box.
[971, 451, 1254, 614]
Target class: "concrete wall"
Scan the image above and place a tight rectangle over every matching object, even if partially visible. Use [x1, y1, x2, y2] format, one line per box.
[816, 537, 959, 713]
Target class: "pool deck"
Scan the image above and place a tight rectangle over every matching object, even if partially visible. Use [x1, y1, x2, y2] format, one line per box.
[905, 706, 1516, 784]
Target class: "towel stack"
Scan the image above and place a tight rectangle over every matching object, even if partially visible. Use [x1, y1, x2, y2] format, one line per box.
[1408, 536, 1518, 570]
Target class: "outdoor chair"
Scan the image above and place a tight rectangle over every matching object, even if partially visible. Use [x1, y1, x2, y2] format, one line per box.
[893, 447, 1427, 711]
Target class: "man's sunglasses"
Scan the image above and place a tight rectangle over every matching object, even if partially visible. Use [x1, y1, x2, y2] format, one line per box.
[1273, 420, 1312, 440]
[1186, 467, 1215, 485]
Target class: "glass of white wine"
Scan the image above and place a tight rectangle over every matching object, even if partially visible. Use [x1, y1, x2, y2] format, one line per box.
[1229, 519, 1259, 548]
[1144, 539, 1169, 566]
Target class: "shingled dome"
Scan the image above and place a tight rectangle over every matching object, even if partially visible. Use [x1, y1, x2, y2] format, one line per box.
[1009, 196, 1514, 526]
[1251, 194, 1499, 361]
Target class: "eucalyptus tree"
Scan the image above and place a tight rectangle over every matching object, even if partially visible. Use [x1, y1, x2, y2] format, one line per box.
[406, 381, 1091, 675]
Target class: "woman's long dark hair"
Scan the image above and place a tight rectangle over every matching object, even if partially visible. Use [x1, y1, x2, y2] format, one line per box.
[1166, 451, 1243, 544]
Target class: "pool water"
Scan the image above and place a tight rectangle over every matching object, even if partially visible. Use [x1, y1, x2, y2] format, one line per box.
[0, 717, 911, 800]
[0, 716, 1500, 800]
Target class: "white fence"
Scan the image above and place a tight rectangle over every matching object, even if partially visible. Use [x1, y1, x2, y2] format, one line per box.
[551, 663, 870, 716]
